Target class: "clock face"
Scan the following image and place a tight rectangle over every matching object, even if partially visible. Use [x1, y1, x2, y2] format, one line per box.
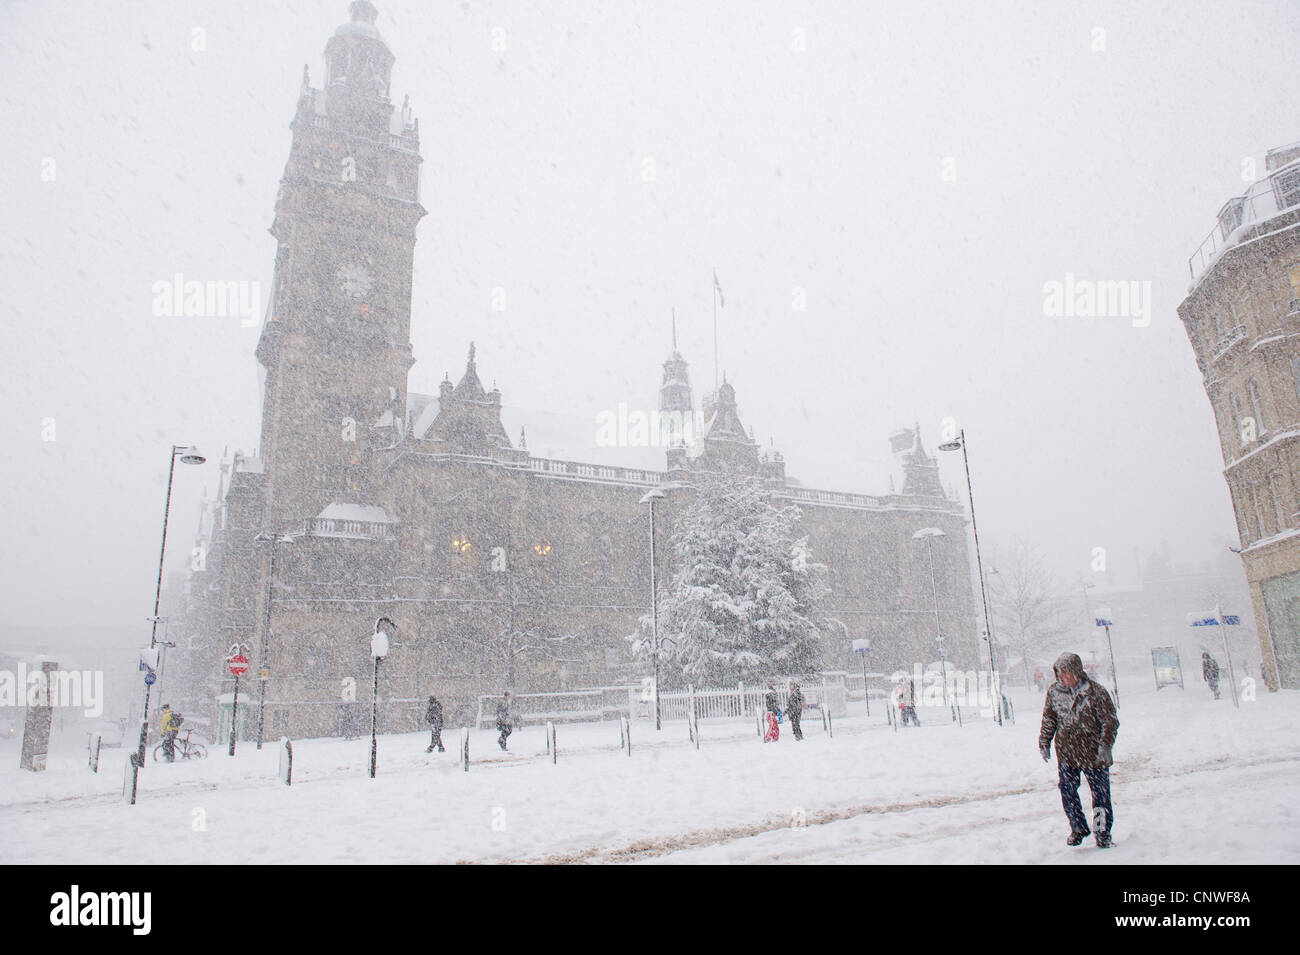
[336, 264, 373, 301]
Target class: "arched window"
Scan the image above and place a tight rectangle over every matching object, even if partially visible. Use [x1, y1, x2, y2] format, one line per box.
[1247, 379, 1269, 435]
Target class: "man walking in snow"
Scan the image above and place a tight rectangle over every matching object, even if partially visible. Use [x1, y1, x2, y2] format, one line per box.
[425, 694, 445, 752]
[1039, 652, 1120, 848]
[1201, 651, 1221, 700]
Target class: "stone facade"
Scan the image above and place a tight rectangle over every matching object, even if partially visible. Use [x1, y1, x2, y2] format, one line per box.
[166, 3, 980, 739]
[1178, 141, 1300, 690]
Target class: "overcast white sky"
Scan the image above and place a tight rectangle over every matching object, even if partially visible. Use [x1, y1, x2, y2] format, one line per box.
[2, 0, 1298, 631]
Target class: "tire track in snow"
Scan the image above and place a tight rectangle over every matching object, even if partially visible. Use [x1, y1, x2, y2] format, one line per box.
[496, 750, 1300, 865]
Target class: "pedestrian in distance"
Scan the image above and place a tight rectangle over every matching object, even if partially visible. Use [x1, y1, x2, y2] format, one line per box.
[496, 692, 513, 751]
[893, 678, 920, 727]
[787, 681, 805, 741]
[763, 683, 780, 742]
[425, 694, 445, 752]
[1201, 651, 1221, 700]
[1039, 651, 1120, 849]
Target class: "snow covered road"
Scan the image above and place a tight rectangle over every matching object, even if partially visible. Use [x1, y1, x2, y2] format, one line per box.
[2, 684, 1296, 865]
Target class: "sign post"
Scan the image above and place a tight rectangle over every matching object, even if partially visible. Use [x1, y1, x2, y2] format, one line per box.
[1093, 608, 1120, 710]
[852, 638, 871, 716]
[227, 645, 250, 756]
[1188, 607, 1241, 709]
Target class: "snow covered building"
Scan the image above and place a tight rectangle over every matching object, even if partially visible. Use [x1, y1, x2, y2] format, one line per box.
[172, 2, 979, 739]
[1178, 141, 1300, 691]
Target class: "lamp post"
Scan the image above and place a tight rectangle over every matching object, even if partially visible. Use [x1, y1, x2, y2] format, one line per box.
[370, 617, 394, 778]
[938, 430, 1000, 725]
[253, 532, 296, 750]
[135, 444, 205, 769]
[912, 527, 960, 725]
[639, 488, 666, 731]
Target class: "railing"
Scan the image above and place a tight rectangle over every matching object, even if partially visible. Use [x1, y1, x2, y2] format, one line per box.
[527, 457, 662, 486]
[1189, 163, 1300, 282]
[303, 518, 392, 539]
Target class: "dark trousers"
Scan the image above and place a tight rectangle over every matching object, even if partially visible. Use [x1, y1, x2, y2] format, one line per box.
[428, 728, 444, 751]
[162, 731, 177, 761]
[1058, 763, 1113, 835]
[789, 711, 803, 740]
[901, 706, 920, 727]
[498, 724, 512, 749]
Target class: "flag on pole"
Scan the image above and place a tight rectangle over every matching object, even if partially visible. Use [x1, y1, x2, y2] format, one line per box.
[713, 269, 725, 308]
[888, 428, 917, 454]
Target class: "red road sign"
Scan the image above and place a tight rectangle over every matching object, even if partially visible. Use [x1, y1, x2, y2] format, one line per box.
[228, 654, 250, 677]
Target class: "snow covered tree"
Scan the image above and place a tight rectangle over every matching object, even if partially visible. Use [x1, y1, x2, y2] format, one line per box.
[631, 475, 837, 686]
[987, 537, 1075, 687]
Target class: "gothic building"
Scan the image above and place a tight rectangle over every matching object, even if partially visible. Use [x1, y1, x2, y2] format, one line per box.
[169, 2, 979, 739]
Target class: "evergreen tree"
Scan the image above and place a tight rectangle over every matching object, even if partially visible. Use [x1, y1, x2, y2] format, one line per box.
[632, 475, 837, 685]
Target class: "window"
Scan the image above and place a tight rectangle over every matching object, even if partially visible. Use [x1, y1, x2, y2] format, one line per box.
[451, 533, 474, 576]
[1273, 166, 1300, 211]
[1250, 482, 1268, 541]
[1230, 392, 1247, 446]
[1288, 264, 1300, 315]
[1270, 472, 1289, 532]
[1247, 379, 1269, 435]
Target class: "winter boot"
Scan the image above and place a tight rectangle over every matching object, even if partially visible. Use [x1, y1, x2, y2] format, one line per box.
[1095, 832, 1113, 848]
[425, 745, 434, 753]
[1066, 830, 1089, 847]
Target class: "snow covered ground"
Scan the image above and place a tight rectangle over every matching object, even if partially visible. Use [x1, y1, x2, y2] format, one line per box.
[2, 681, 1296, 865]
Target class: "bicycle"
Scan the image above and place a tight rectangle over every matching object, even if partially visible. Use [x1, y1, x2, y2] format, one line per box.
[153, 727, 208, 762]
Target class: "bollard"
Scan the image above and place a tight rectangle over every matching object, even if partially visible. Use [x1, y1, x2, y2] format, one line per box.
[278, 736, 293, 786]
[620, 716, 631, 756]
[88, 734, 102, 774]
[460, 726, 469, 772]
[123, 752, 140, 805]
[547, 721, 557, 764]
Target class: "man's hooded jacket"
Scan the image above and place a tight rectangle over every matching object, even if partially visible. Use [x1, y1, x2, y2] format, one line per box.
[1038, 652, 1119, 768]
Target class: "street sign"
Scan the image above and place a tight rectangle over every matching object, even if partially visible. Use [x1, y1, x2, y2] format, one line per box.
[228, 654, 250, 677]
[1187, 612, 1241, 627]
[1094, 607, 1113, 627]
[852, 639, 871, 653]
[259, 668, 270, 680]
[144, 670, 156, 686]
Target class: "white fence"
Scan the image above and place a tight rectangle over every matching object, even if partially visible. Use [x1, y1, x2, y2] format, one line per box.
[478, 677, 848, 728]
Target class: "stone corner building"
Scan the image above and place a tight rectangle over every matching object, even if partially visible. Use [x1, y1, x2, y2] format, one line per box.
[169, 2, 979, 739]
[1178, 140, 1300, 690]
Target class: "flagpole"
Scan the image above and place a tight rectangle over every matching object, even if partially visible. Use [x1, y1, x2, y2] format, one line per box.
[712, 268, 719, 391]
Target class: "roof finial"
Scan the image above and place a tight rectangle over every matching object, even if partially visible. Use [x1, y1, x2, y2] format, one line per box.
[671, 308, 677, 351]
[468, 341, 476, 366]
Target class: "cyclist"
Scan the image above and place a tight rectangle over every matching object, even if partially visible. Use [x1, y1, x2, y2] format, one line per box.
[160, 704, 182, 762]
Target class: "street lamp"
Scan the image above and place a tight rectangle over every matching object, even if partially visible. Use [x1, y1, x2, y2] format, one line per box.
[938, 430, 1000, 726]
[253, 532, 297, 750]
[639, 487, 666, 731]
[912, 527, 960, 725]
[135, 444, 205, 769]
[370, 616, 394, 778]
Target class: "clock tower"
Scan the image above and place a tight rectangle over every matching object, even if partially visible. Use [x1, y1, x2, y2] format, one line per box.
[255, 1, 424, 529]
